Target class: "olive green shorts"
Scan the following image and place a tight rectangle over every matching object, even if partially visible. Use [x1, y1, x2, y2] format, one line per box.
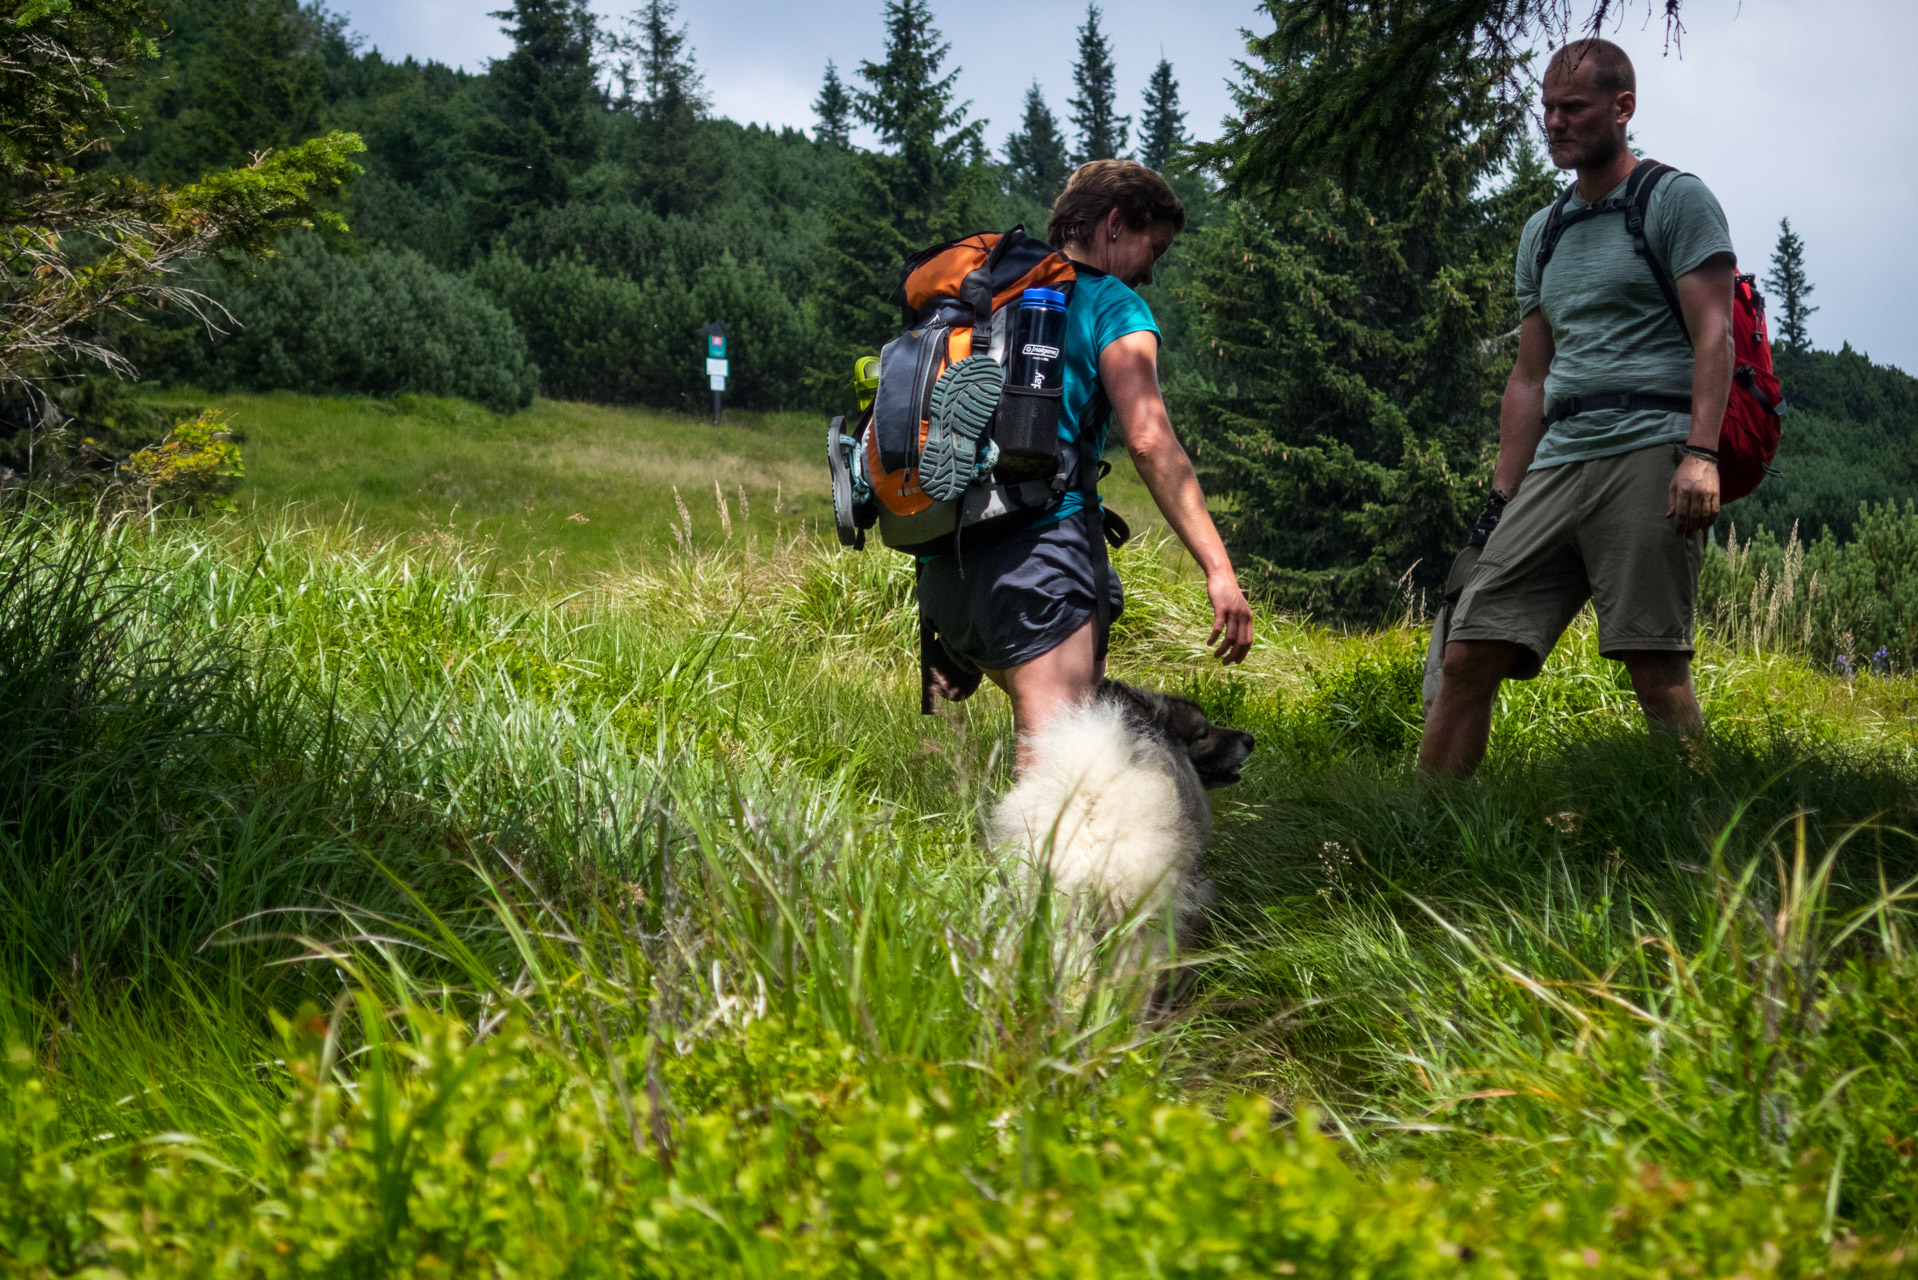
[1448, 442, 1704, 679]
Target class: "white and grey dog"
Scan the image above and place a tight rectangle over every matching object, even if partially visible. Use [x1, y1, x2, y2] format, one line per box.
[987, 679, 1255, 960]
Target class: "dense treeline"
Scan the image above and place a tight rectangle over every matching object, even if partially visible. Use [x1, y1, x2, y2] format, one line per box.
[64, 0, 1918, 619]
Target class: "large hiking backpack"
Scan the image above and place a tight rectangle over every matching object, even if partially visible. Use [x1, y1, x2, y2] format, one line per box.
[827, 225, 1126, 712]
[829, 225, 1102, 555]
[1534, 158, 1785, 502]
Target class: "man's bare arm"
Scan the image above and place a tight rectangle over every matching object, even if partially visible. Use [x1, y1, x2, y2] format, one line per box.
[1493, 309, 1556, 496]
[1668, 254, 1736, 535]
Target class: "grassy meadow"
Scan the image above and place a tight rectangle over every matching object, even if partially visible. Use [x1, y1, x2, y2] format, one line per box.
[3, 392, 1918, 1274]
[151, 388, 1169, 576]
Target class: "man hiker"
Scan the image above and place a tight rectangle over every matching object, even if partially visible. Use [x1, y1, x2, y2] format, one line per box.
[1417, 37, 1736, 778]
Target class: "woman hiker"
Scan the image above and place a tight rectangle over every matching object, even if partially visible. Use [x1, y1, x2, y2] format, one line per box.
[918, 160, 1255, 770]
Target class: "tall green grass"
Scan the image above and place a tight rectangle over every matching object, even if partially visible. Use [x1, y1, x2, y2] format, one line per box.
[2, 502, 1916, 1272]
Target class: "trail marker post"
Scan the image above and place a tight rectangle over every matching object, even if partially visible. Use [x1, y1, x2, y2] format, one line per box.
[697, 321, 728, 425]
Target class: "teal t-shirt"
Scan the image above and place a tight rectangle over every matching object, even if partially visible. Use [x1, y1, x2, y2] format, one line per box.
[1036, 267, 1161, 527]
[1514, 169, 1734, 470]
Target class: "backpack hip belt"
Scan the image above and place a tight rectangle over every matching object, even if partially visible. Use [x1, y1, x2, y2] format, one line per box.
[1544, 392, 1692, 426]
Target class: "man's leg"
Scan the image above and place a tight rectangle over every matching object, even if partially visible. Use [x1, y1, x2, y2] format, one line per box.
[983, 619, 1102, 774]
[1619, 649, 1703, 738]
[1418, 639, 1527, 778]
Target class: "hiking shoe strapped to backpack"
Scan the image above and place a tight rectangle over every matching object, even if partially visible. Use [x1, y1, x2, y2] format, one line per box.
[830, 225, 1094, 557]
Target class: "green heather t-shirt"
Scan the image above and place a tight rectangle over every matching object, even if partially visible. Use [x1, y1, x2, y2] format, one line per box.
[1514, 170, 1734, 470]
[1037, 266, 1161, 527]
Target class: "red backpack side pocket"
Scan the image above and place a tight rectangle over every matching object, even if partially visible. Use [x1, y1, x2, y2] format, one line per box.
[1717, 273, 1783, 503]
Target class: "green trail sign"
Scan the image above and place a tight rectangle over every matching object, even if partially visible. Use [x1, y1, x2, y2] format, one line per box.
[697, 321, 728, 425]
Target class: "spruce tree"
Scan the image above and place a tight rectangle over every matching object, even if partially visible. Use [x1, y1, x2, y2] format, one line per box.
[115, 0, 331, 183]
[817, 0, 990, 385]
[814, 59, 853, 146]
[851, 0, 985, 245]
[1068, 3, 1128, 165]
[1004, 83, 1070, 207]
[1765, 216, 1818, 355]
[1137, 58, 1185, 172]
[617, 0, 710, 215]
[1173, 5, 1548, 619]
[482, 0, 603, 223]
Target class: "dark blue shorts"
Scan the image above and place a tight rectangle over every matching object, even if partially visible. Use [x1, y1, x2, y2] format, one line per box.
[916, 512, 1125, 671]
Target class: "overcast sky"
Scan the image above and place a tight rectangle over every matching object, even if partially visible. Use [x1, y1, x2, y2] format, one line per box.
[329, 0, 1918, 373]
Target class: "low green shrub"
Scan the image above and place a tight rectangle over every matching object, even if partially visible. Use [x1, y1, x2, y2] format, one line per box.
[1703, 502, 1918, 668]
[470, 246, 822, 410]
[138, 234, 538, 413]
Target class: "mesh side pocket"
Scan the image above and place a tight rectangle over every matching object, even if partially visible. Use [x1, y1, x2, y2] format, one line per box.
[991, 386, 1061, 482]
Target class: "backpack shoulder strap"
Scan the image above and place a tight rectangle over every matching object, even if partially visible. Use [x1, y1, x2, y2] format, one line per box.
[1080, 389, 1115, 663]
[1533, 182, 1581, 274]
[1622, 159, 1690, 347]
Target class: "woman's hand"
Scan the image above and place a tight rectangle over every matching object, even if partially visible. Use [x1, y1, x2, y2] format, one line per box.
[1207, 570, 1254, 665]
[1102, 330, 1257, 666]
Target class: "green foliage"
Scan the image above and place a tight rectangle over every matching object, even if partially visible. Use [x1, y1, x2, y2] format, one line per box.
[0, 0, 363, 385]
[1704, 502, 1918, 670]
[848, 0, 991, 250]
[1173, 103, 1552, 617]
[472, 242, 814, 409]
[0, 486, 1913, 1268]
[119, 408, 243, 508]
[1138, 57, 1186, 173]
[1068, 2, 1129, 164]
[3, 1012, 1897, 1276]
[1766, 215, 1818, 355]
[1186, 0, 1682, 196]
[142, 233, 537, 412]
[111, 0, 340, 182]
[478, 0, 604, 228]
[609, 0, 714, 217]
[1005, 82, 1071, 209]
[813, 58, 852, 146]
[342, 61, 495, 269]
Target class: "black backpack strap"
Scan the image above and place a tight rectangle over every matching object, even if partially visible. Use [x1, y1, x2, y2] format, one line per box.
[1080, 389, 1115, 664]
[918, 563, 937, 715]
[1533, 182, 1581, 274]
[1621, 159, 1689, 347]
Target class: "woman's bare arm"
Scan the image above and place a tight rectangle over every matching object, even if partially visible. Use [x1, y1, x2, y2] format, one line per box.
[1100, 330, 1253, 664]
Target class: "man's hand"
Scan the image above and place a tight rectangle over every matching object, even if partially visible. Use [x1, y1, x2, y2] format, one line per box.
[1668, 454, 1720, 535]
[1467, 489, 1511, 549]
[1206, 570, 1254, 664]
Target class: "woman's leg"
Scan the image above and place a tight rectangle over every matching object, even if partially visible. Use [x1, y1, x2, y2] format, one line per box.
[983, 618, 1103, 774]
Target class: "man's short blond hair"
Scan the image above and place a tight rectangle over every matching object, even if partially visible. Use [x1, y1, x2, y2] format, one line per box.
[1546, 38, 1635, 95]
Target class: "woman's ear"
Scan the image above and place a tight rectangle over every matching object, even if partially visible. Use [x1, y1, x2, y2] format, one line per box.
[1105, 207, 1125, 242]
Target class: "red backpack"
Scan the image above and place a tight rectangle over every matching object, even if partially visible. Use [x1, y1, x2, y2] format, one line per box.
[1534, 158, 1784, 502]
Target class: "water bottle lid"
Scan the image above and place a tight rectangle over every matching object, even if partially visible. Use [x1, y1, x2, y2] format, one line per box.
[1021, 287, 1067, 308]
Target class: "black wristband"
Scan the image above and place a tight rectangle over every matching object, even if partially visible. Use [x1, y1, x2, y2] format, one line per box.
[1679, 444, 1719, 463]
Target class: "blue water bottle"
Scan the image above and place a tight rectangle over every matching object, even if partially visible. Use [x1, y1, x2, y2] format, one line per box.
[994, 288, 1068, 480]
[1009, 288, 1067, 390]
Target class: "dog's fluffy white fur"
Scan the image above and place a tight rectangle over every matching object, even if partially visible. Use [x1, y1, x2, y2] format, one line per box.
[987, 699, 1211, 925]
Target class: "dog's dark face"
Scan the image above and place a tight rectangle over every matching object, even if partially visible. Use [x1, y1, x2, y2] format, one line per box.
[1098, 679, 1256, 788]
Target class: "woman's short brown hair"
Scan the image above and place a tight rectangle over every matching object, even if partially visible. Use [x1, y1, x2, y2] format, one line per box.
[1047, 160, 1186, 249]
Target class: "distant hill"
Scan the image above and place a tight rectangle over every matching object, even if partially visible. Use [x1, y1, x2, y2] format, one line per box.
[1723, 344, 1918, 542]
